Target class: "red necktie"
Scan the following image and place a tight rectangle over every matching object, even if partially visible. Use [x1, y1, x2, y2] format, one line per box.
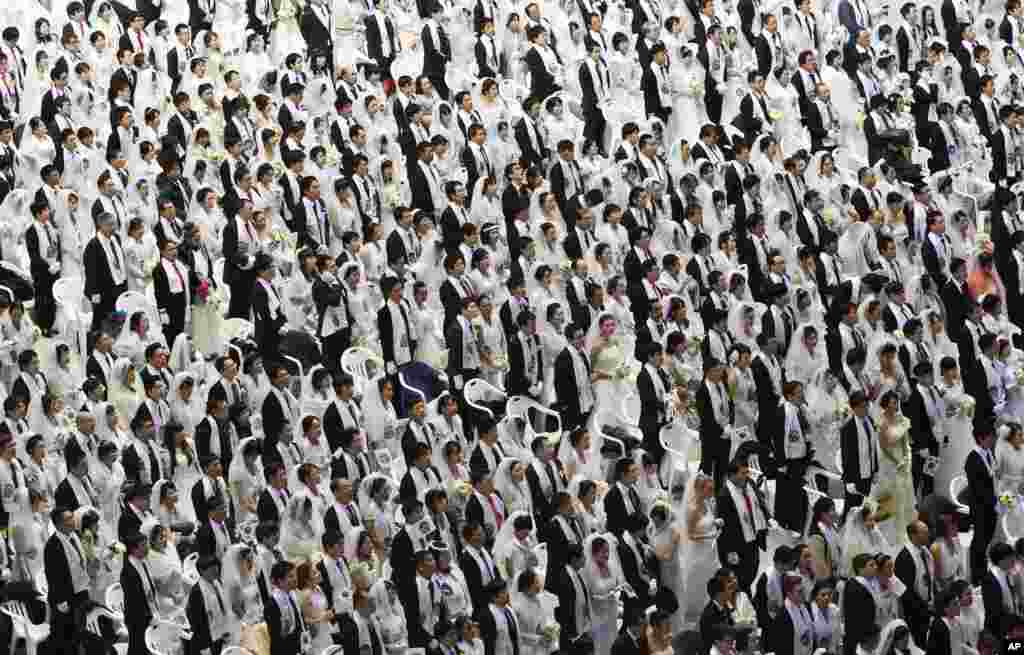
[246, 223, 255, 240]
[168, 259, 185, 291]
[138, 32, 145, 51]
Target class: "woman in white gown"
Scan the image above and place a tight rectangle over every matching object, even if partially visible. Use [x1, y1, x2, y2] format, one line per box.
[493, 511, 540, 584]
[996, 424, 1024, 541]
[19, 117, 55, 183]
[228, 437, 265, 528]
[370, 579, 409, 654]
[281, 493, 319, 560]
[668, 44, 704, 146]
[511, 569, 557, 655]
[669, 471, 721, 629]
[142, 520, 186, 618]
[839, 502, 891, 577]
[873, 390, 916, 545]
[588, 313, 631, 424]
[11, 489, 48, 587]
[221, 542, 269, 655]
[582, 533, 626, 655]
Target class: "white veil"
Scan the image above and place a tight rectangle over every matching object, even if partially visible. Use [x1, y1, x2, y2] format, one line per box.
[783, 320, 828, 386]
[492, 509, 539, 579]
[727, 300, 766, 351]
[582, 531, 625, 589]
[228, 436, 265, 496]
[874, 618, 925, 655]
[492, 456, 530, 514]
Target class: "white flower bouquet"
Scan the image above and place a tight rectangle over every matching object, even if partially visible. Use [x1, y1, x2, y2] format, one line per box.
[960, 396, 976, 418]
[688, 79, 705, 97]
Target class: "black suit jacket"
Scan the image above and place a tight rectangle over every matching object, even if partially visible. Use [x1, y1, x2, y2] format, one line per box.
[894, 546, 932, 633]
[120, 557, 156, 634]
[982, 569, 1014, 636]
[842, 577, 877, 650]
[699, 600, 734, 653]
[265, 590, 304, 655]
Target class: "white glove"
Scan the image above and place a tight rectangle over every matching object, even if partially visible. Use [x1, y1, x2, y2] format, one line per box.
[768, 518, 780, 531]
[454, 374, 464, 390]
[57, 602, 68, 613]
[530, 382, 542, 397]
[714, 518, 725, 528]
[90, 294, 100, 304]
[846, 483, 858, 494]
[48, 263, 60, 275]
[160, 310, 169, 325]
[915, 449, 929, 457]
[386, 362, 397, 375]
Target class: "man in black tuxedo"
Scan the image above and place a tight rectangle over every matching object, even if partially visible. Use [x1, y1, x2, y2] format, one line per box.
[840, 391, 879, 522]
[45, 505, 92, 653]
[186, 555, 233, 655]
[716, 455, 768, 592]
[554, 324, 595, 431]
[697, 358, 734, 491]
[421, 1, 452, 98]
[906, 361, 942, 498]
[120, 531, 159, 655]
[265, 560, 306, 655]
[542, 491, 584, 588]
[982, 541, 1018, 636]
[554, 543, 593, 654]
[894, 520, 935, 647]
[300, 5, 333, 69]
[83, 211, 127, 330]
[967, 427, 999, 586]
[843, 554, 879, 655]
[699, 577, 736, 655]
[604, 456, 644, 536]
[618, 514, 655, 612]
[250, 253, 288, 360]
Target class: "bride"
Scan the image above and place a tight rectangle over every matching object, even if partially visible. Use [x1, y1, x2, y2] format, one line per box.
[933, 356, 975, 502]
[839, 501, 891, 577]
[588, 313, 631, 424]
[661, 471, 721, 631]
[582, 533, 627, 655]
[872, 389, 916, 546]
[222, 543, 269, 655]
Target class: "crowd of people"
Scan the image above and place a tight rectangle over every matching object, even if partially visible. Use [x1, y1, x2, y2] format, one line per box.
[5, 0, 1024, 652]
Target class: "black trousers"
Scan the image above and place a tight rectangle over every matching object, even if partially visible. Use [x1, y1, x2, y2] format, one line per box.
[775, 461, 809, 533]
[582, 107, 607, 151]
[47, 590, 89, 655]
[700, 437, 731, 493]
[425, 71, 450, 101]
[32, 268, 58, 332]
[912, 447, 936, 500]
[719, 538, 759, 594]
[706, 87, 723, 124]
[841, 477, 872, 524]
[227, 276, 254, 319]
[90, 283, 126, 331]
[970, 504, 997, 585]
[160, 295, 187, 349]
[321, 327, 351, 370]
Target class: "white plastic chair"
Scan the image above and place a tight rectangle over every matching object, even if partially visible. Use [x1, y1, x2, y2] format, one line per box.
[0, 601, 50, 655]
[182, 552, 200, 586]
[463, 378, 506, 419]
[950, 475, 969, 514]
[116, 290, 160, 330]
[104, 582, 125, 616]
[145, 620, 191, 655]
[506, 395, 562, 436]
[320, 646, 345, 655]
[341, 346, 377, 392]
[222, 647, 257, 655]
[659, 423, 690, 493]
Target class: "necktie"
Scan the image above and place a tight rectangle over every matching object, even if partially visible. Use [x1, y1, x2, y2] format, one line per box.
[142, 562, 156, 604]
[346, 503, 358, 525]
[109, 238, 122, 270]
[137, 32, 144, 51]
[168, 259, 186, 292]
[214, 582, 226, 613]
[742, 487, 755, 529]
[920, 548, 932, 600]
[487, 494, 503, 529]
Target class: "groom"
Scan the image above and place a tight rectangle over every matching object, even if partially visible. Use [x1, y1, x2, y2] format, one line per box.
[965, 425, 998, 586]
[840, 391, 878, 523]
[716, 454, 769, 593]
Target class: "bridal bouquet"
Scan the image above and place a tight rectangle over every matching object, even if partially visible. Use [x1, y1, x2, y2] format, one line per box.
[1015, 368, 1024, 387]
[541, 623, 560, 643]
[614, 364, 639, 384]
[447, 479, 473, 499]
[959, 396, 976, 418]
[688, 78, 705, 97]
[768, 110, 784, 121]
[833, 402, 851, 424]
[998, 493, 1021, 514]
[855, 111, 865, 130]
[822, 207, 834, 226]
